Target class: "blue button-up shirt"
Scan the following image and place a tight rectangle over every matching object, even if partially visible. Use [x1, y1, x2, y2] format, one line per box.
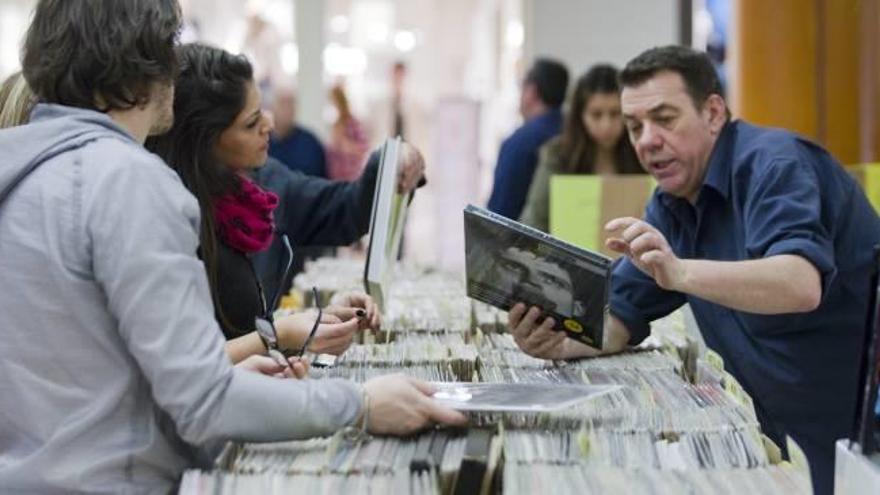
[487, 108, 562, 220]
[610, 120, 880, 493]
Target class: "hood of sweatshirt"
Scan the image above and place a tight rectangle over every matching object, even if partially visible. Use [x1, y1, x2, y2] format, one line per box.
[0, 103, 138, 205]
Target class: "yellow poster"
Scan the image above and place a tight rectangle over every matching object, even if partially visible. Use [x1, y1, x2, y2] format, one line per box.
[549, 175, 601, 251]
[863, 163, 880, 214]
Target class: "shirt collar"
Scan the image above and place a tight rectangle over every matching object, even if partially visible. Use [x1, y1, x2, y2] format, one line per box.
[701, 119, 737, 201]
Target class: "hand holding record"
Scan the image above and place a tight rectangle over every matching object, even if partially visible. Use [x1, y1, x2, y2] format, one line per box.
[508, 303, 601, 360]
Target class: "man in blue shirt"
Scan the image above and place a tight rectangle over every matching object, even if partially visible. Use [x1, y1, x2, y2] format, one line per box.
[487, 58, 568, 219]
[507, 46, 880, 495]
[269, 87, 327, 178]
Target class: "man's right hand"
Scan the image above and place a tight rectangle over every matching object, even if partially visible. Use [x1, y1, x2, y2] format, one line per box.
[508, 303, 602, 360]
[363, 374, 468, 435]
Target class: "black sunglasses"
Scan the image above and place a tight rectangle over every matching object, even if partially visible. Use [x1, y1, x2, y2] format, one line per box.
[254, 234, 322, 368]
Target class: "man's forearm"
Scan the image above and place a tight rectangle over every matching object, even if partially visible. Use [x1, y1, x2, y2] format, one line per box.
[673, 254, 821, 314]
[562, 314, 631, 359]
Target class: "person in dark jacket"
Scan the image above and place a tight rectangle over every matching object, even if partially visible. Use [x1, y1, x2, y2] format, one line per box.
[147, 43, 423, 363]
[487, 57, 569, 220]
[251, 154, 377, 304]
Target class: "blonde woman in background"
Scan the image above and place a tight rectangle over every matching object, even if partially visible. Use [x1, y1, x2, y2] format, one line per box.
[326, 83, 369, 181]
[0, 72, 36, 128]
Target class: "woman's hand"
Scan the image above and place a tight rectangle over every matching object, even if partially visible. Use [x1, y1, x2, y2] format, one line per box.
[397, 142, 426, 194]
[328, 291, 381, 330]
[235, 354, 310, 379]
[275, 311, 360, 355]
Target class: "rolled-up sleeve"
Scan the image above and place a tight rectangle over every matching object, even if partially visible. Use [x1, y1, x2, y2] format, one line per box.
[743, 157, 837, 299]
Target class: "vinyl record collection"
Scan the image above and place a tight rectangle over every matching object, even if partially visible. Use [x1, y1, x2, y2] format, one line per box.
[180, 259, 811, 494]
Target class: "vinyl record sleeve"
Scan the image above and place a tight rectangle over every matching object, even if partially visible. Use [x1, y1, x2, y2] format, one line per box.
[464, 204, 612, 348]
[431, 382, 621, 412]
[364, 137, 409, 312]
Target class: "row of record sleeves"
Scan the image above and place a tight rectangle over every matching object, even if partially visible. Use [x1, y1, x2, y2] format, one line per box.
[179, 258, 811, 494]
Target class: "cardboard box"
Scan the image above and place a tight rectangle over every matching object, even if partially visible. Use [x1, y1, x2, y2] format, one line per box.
[845, 163, 880, 214]
[549, 175, 656, 257]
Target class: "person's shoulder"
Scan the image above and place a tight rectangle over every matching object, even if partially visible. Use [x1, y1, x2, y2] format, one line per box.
[733, 120, 813, 168]
[255, 156, 308, 187]
[538, 137, 565, 166]
[504, 120, 550, 154]
[85, 137, 181, 184]
[295, 125, 322, 144]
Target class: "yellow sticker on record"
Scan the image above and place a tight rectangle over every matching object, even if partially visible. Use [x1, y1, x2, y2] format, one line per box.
[564, 319, 583, 333]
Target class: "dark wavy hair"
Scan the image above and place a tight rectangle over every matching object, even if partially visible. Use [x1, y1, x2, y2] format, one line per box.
[146, 43, 254, 327]
[555, 65, 640, 174]
[620, 45, 730, 119]
[22, 0, 181, 112]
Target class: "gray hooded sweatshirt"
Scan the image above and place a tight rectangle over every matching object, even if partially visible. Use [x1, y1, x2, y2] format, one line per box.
[0, 104, 362, 493]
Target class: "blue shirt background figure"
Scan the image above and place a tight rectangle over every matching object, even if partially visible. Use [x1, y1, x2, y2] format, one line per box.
[268, 86, 327, 178]
[269, 124, 327, 178]
[487, 58, 569, 220]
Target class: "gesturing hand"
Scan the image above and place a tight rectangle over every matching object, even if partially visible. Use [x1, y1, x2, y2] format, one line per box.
[605, 217, 685, 291]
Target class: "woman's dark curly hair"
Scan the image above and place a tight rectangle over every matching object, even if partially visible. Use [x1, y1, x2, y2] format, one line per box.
[146, 43, 255, 330]
[22, 0, 181, 112]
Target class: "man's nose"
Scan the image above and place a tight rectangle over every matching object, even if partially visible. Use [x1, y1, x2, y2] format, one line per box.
[637, 122, 662, 150]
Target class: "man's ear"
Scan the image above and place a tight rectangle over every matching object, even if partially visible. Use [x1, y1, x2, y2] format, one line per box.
[704, 94, 728, 135]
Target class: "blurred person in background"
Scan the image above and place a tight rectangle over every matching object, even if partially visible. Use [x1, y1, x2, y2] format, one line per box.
[520, 64, 642, 232]
[487, 57, 569, 220]
[269, 85, 327, 178]
[327, 83, 370, 181]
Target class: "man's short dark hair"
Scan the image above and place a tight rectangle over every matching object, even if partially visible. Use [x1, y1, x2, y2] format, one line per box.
[22, 0, 181, 112]
[525, 58, 570, 108]
[620, 45, 726, 112]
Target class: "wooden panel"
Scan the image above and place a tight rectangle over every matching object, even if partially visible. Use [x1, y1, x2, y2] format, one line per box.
[823, 0, 861, 163]
[732, 0, 818, 138]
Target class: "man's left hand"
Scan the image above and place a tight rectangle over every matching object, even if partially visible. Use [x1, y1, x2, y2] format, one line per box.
[605, 217, 686, 291]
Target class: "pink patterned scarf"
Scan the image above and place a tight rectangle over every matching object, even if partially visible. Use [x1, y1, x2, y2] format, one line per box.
[213, 176, 278, 253]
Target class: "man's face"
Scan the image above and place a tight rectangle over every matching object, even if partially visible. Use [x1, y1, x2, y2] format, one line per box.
[518, 81, 538, 119]
[491, 247, 574, 315]
[148, 81, 175, 136]
[621, 71, 724, 202]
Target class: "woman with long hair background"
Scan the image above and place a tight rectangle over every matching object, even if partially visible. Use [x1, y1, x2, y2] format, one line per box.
[520, 64, 642, 232]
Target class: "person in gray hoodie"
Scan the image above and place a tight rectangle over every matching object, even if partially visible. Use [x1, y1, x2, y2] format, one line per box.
[0, 1, 465, 493]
